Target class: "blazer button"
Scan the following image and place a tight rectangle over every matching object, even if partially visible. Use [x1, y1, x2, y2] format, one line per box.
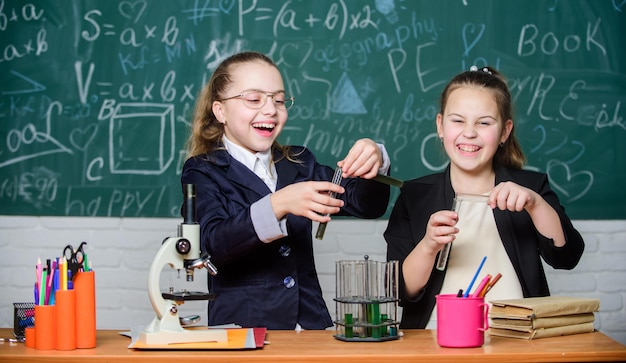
[283, 276, 295, 288]
[278, 245, 291, 257]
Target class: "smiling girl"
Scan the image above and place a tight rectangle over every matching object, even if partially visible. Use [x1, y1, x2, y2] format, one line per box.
[384, 66, 584, 329]
[181, 51, 390, 330]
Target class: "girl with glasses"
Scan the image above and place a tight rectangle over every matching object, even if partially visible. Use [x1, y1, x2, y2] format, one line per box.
[182, 51, 391, 330]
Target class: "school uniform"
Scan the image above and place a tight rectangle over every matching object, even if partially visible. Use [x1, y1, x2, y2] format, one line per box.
[384, 165, 585, 329]
[181, 145, 390, 329]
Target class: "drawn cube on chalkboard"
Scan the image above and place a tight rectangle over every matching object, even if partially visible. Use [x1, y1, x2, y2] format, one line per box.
[109, 103, 174, 175]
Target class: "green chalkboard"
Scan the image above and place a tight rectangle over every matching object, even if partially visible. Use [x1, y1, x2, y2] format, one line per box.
[1, 0, 624, 218]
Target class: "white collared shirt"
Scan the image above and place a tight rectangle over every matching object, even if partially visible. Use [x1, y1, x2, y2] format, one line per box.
[223, 136, 285, 242]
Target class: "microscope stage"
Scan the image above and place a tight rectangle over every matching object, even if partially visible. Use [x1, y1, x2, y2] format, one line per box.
[162, 291, 216, 301]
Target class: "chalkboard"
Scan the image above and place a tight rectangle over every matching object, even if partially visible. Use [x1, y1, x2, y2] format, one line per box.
[1, 0, 624, 219]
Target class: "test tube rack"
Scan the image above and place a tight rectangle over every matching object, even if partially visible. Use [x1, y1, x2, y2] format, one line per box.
[334, 256, 400, 342]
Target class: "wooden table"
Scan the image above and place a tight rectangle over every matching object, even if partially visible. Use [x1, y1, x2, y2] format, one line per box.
[1, 328, 625, 362]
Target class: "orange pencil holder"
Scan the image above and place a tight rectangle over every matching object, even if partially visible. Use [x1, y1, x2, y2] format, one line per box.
[24, 327, 36, 348]
[74, 271, 96, 348]
[34, 304, 56, 350]
[55, 289, 76, 350]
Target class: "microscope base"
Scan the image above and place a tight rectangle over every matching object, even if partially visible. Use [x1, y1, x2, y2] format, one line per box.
[141, 299, 227, 345]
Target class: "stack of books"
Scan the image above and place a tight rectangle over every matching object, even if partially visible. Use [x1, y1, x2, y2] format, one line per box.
[488, 296, 600, 340]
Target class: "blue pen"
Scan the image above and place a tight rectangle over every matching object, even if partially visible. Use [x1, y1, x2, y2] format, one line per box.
[67, 270, 73, 290]
[464, 256, 487, 298]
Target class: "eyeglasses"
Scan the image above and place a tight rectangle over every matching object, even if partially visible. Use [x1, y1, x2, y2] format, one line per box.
[219, 89, 295, 110]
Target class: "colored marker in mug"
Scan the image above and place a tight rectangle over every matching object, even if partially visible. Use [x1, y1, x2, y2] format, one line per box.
[464, 256, 487, 298]
[481, 273, 502, 297]
[471, 274, 491, 298]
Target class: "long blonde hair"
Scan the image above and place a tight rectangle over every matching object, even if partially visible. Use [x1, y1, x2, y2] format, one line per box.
[185, 51, 296, 161]
[439, 66, 526, 170]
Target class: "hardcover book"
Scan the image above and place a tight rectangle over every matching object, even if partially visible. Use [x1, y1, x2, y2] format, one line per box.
[489, 296, 600, 319]
[488, 322, 595, 340]
[491, 313, 595, 330]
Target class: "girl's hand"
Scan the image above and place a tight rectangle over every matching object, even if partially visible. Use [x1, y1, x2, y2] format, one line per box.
[337, 138, 382, 179]
[422, 210, 459, 255]
[489, 181, 540, 212]
[402, 209, 458, 297]
[489, 181, 566, 246]
[270, 181, 345, 222]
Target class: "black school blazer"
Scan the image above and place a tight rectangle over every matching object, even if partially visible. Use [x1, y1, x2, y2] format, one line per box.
[182, 146, 390, 329]
[384, 165, 584, 329]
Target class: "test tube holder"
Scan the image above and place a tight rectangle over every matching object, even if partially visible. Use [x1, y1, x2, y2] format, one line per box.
[334, 256, 400, 342]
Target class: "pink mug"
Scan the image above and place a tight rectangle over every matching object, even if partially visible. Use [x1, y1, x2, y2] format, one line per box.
[436, 294, 489, 348]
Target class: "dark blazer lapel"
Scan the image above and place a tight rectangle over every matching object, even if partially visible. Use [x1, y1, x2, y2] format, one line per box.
[273, 149, 300, 190]
[216, 149, 270, 196]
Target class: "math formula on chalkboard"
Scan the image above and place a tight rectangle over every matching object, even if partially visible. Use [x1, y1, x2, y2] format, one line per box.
[1, 0, 624, 218]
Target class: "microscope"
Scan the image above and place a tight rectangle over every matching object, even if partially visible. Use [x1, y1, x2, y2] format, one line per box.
[139, 184, 227, 345]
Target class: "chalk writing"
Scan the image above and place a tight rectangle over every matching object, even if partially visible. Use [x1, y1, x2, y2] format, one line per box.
[517, 18, 606, 57]
[0, 0, 623, 219]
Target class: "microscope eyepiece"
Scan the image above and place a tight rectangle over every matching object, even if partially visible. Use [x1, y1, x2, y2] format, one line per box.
[183, 184, 196, 224]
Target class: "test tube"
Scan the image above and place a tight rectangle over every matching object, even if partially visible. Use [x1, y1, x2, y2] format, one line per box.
[344, 313, 354, 338]
[435, 196, 459, 271]
[315, 167, 343, 240]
